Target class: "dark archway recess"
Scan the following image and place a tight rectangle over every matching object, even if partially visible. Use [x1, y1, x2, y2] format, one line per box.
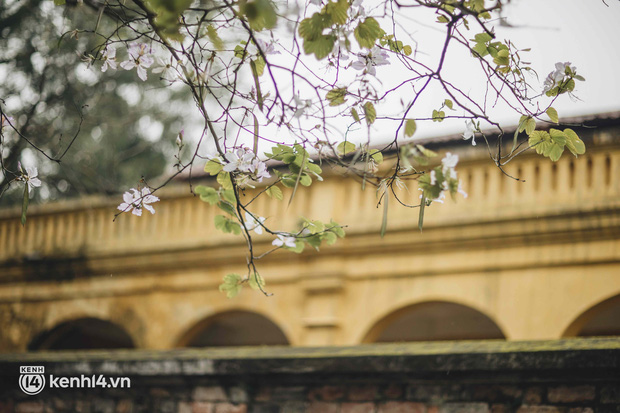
[28, 318, 135, 351]
[181, 311, 289, 347]
[364, 301, 506, 343]
[573, 295, 620, 337]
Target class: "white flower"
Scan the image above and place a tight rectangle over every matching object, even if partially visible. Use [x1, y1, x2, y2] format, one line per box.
[117, 187, 160, 216]
[441, 152, 459, 170]
[120, 43, 154, 81]
[543, 61, 577, 93]
[176, 129, 184, 147]
[223, 148, 256, 173]
[101, 46, 117, 72]
[252, 158, 271, 182]
[463, 120, 476, 146]
[272, 234, 297, 248]
[244, 212, 266, 235]
[152, 57, 176, 80]
[222, 147, 271, 184]
[351, 46, 389, 76]
[430, 170, 437, 185]
[18, 163, 41, 194]
[458, 183, 468, 198]
[256, 39, 280, 56]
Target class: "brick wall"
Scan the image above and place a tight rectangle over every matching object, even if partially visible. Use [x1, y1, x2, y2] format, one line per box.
[1, 338, 619, 413]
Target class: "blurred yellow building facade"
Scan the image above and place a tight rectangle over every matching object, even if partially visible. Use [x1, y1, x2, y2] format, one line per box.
[1, 113, 619, 352]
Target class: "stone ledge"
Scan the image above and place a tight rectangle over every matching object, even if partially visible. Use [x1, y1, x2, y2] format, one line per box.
[0, 338, 618, 378]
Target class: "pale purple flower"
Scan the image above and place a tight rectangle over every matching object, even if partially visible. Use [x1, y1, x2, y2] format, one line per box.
[101, 46, 117, 72]
[152, 57, 175, 80]
[120, 43, 154, 81]
[1, 115, 14, 131]
[293, 94, 312, 118]
[18, 162, 41, 194]
[351, 46, 389, 76]
[272, 234, 297, 248]
[249, 39, 280, 56]
[244, 212, 266, 235]
[543, 61, 577, 93]
[252, 159, 271, 182]
[223, 148, 256, 173]
[118, 187, 160, 216]
[223, 147, 270, 184]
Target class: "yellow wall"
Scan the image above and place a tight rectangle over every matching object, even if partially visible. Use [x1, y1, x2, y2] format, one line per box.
[1, 126, 619, 351]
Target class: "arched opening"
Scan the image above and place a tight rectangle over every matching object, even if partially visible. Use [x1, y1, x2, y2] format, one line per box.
[363, 301, 505, 343]
[178, 310, 289, 347]
[563, 294, 620, 337]
[28, 317, 135, 351]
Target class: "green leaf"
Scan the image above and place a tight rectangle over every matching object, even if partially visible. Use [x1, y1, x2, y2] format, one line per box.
[195, 186, 219, 205]
[53, 0, 66, 5]
[321, 231, 337, 246]
[403, 45, 412, 56]
[416, 144, 437, 158]
[323, 0, 349, 25]
[517, 115, 528, 133]
[525, 117, 536, 135]
[404, 119, 417, 137]
[253, 56, 266, 77]
[219, 273, 243, 298]
[474, 32, 493, 44]
[303, 35, 336, 60]
[249, 272, 266, 291]
[288, 240, 305, 253]
[241, 0, 277, 31]
[326, 88, 347, 106]
[234, 44, 248, 60]
[363, 101, 376, 125]
[472, 43, 488, 57]
[217, 171, 233, 190]
[252, 114, 260, 155]
[337, 141, 356, 156]
[354, 17, 384, 49]
[217, 201, 236, 216]
[437, 15, 449, 24]
[299, 13, 327, 41]
[266, 185, 283, 200]
[380, 192, 388, 238]
[418, 195, 425, 233]
[328, 220, 345, 238]
[444, 99, 454, 110]
[432, 109, 445, 122]
[221, 189, 237, 204]
[546, 107, 559, 123]
[214, 215, 242, 234]
[21, 186, 29, 227]
[351, 108, 360, 123]
[206, 25, 224, 50]
[369, 149, 383, 164]
[564, 128, 586, 156]
[249, 59, 263, 111]
[204, 160, 223, 175]
[299, 174, 312, 186]
[548, 144, 564, 162]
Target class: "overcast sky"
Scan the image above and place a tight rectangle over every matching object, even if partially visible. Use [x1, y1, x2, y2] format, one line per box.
[409, 0, 620, 138]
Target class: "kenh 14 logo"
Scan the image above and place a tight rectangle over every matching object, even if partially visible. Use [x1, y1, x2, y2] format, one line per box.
[19, 366, 46, 395]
